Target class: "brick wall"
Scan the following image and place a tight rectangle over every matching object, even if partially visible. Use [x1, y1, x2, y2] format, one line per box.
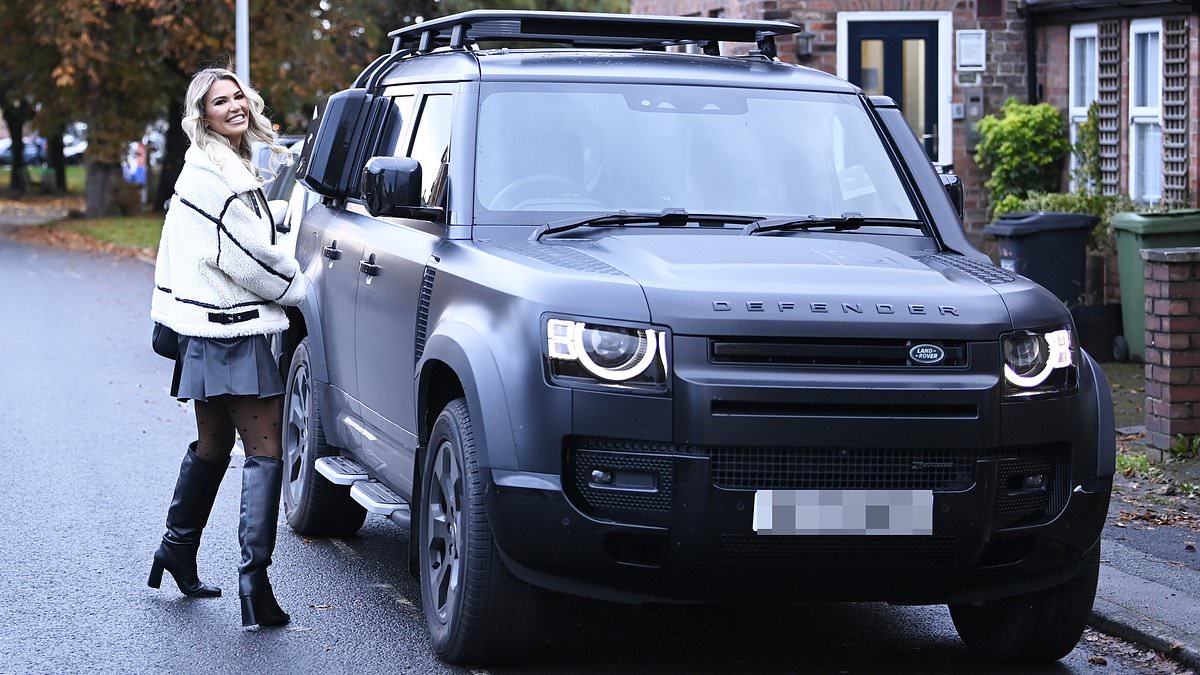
[1142, 247, 1200, 452]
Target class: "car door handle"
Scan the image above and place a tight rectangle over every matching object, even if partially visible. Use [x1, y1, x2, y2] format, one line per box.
[323, 241, 342, 260]
[359, 253, 381, 276]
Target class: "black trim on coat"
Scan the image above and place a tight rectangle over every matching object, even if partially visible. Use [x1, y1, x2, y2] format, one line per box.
[218, 193, 240, 222]
[175, 296, 270, 310]
[176, 194, 222, 226]
[175, 190, 294, 287]
[217, 222, 294, 284]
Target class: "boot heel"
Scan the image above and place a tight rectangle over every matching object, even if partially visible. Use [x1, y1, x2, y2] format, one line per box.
[239, 596, 257, 627]
[148, 560, 164, 589]
[240, 594, 290, 627]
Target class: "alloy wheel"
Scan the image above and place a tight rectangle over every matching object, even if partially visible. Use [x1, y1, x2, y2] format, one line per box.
[284, 360, 310, 506]
[425, 438, 463, 623]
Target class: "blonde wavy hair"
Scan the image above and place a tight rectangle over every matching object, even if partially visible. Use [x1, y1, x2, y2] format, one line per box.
[182, 67, 287, 180]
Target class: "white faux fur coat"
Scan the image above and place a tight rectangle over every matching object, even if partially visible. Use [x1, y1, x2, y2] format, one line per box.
[151, 144, 307, 338]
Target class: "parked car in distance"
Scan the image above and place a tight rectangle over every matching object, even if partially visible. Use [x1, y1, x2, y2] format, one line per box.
[0, 137, 44, 166]
[253, 134, 304, 194]
[270, 139, 317, 255]
[280, 10, 1115, 666]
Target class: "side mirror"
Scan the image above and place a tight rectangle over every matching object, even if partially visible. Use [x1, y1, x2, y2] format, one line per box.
[268, 199, 290, 233]
[298, 89, 373, 199]
[361, 156, 440, 220]
[940, 172, 964, 221]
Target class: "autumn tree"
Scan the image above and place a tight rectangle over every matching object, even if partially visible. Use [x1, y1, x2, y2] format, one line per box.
[0, 0, 53, 194]
[26, 0, 626, 213]
[33, 1, 167, 215]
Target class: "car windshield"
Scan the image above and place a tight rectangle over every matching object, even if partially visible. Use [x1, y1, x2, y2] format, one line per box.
[473, 83, 919, 228]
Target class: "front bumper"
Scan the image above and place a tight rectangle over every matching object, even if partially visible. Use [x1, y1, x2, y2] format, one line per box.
[488, 450, 1111, 605]
[485, 337, 1112, 605]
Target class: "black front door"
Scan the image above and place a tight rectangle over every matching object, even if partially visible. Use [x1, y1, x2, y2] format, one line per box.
[847, 21, 939, 160]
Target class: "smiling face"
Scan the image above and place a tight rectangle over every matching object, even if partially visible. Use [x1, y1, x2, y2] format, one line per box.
[203, 78, 249, 146]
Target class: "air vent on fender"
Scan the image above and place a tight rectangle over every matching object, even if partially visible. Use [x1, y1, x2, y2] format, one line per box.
[414, 262, 438, 362]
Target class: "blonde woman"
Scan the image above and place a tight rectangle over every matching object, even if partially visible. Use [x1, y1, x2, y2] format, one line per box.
[148, 67, 305, 628]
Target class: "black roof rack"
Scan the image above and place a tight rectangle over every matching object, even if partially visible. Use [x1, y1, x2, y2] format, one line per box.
[387, 10, 802, 59]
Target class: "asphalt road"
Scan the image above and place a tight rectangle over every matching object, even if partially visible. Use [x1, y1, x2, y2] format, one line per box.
[0, 234, 1173, 674]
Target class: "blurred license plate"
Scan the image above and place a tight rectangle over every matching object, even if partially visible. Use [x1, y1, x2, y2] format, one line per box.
[752, 489, 933, 536]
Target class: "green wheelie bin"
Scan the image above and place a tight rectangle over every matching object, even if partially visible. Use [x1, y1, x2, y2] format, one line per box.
[1111, 209, 1200, 361]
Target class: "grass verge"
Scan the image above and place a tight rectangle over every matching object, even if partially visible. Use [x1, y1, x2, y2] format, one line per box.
[6, 215, 161, 259]
[63, 216, 162, 250]
[0, 165, 86, 193]
[1100, 361, 1145, 429]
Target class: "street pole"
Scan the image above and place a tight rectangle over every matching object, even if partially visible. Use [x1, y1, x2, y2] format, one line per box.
[236, 0, 249, 84]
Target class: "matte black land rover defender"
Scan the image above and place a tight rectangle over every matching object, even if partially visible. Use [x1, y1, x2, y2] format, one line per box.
[280, 10, 1114, 665]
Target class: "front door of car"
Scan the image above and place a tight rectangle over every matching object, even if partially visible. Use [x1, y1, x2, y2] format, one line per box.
[353, 92, 454, 497]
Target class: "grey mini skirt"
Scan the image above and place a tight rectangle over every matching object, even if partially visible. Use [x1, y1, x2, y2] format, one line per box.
[170, 334, 285, 402]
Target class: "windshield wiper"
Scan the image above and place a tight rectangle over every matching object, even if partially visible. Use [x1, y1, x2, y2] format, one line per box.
[531, 210, 763, 241]
[742, 212, 924, 236]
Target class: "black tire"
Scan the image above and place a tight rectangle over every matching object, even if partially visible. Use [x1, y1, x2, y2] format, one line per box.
[419, 398, 540, 664]
[950, 545, 1100, 662]
[282, 337, 366, 536]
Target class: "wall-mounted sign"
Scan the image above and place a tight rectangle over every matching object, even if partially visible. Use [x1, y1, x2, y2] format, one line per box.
[956, 29, 986, 72]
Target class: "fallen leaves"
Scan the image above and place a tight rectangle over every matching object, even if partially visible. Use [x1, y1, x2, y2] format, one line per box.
[1115, 507, 1200, 531]
[6, 222, 154, 260]
[1080, 628, 1193, 674]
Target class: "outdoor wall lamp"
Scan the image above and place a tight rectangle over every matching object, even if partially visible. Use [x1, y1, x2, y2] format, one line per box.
[794, 30, 815, 60]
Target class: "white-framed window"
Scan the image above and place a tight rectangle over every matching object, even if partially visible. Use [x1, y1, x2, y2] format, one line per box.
[1129, 18, 1163, 203]
[1068, 24, 1097, 190]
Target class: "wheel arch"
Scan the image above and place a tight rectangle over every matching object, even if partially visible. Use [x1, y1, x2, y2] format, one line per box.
[1081, 351, 1116, 477]
[416, 322, 518, 471]
[411, 327, 516, 579]
[283, 293, 329, 385]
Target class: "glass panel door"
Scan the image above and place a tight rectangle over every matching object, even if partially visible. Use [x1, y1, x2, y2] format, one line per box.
[847, 21, 939, 159]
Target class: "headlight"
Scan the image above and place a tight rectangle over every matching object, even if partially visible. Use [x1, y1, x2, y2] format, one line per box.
[546, 318, 668, 389]
[1001, 327, 1077, 398]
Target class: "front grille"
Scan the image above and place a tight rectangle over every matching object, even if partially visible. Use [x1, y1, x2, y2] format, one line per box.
[709, 337, 969, 368]
[565, 438, 1070, 527]
[711, 400, 978, 419]
[717, 535, 957, 568]
[711, 447, 977, 491]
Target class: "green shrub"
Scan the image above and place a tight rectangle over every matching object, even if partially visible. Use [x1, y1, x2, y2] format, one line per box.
[991, 190, 1135, 251]
[1170, 434, 1200, 460]
[974, 98, 1071, 209]
[1116, 452, 1161, 479]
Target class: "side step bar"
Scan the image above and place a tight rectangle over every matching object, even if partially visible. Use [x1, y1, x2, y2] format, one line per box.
[314, 456, 369, 485]
[315, 456, 411, 528]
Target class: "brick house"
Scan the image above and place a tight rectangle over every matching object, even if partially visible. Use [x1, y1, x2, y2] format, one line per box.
[628, 0, 1199, 244]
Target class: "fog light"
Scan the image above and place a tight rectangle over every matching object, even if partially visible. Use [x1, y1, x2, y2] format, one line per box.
[590, 469, 613, 485]
[1021, 474, 1046, 491]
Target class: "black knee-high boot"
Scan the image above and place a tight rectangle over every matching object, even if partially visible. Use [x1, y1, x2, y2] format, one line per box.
[148, 443, 228, 597]
[238, 455, 290, 627]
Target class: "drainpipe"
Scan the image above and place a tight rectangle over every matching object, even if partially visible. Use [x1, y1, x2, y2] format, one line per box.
[1022, 1, 1039, 103]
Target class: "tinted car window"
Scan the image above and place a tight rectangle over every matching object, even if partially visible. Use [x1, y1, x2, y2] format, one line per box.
[406, 94, 453, 207]
[474, 83, 917, 224]
[382, 95, 415, 157]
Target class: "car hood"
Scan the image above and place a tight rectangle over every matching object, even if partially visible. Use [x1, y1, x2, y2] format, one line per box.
[560, 234, 1042, 339]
